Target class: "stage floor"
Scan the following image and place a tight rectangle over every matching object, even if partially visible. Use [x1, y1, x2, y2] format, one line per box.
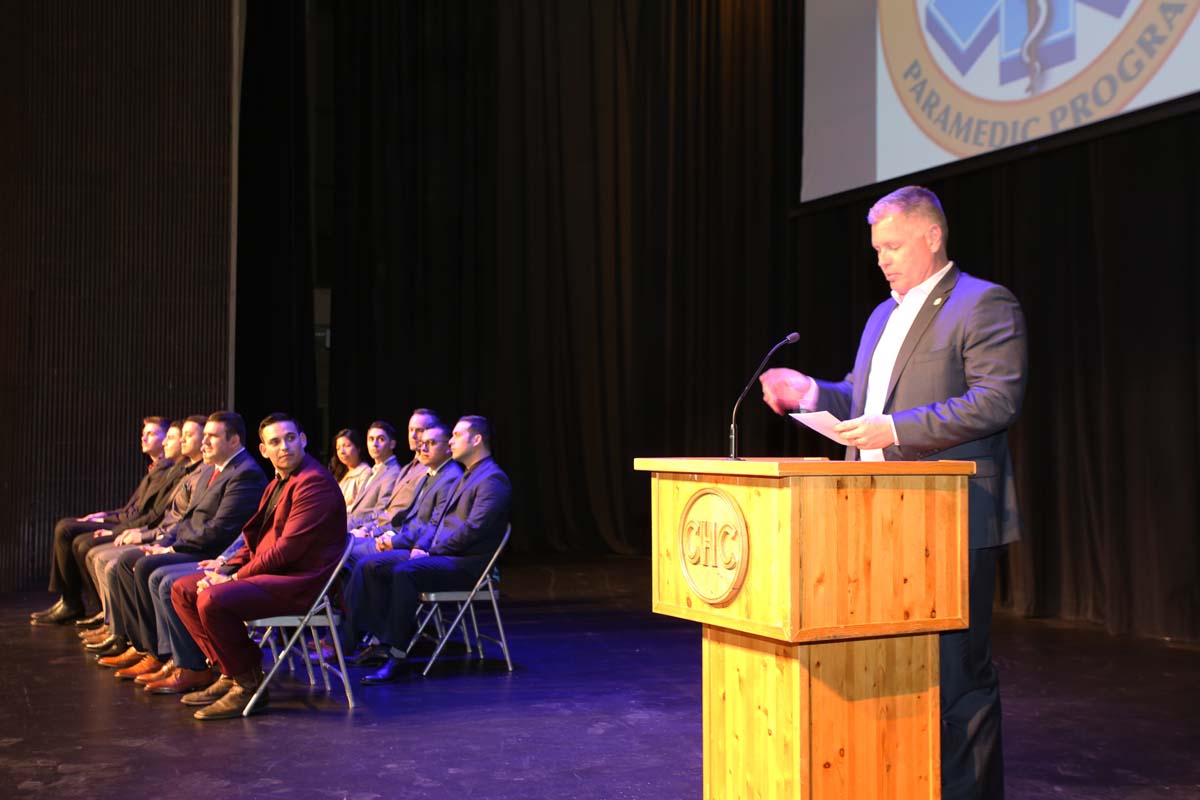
[2, 557, 1198, 799]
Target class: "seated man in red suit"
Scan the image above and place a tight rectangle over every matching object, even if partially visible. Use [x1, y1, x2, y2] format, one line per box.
[171, 412, 347, 720]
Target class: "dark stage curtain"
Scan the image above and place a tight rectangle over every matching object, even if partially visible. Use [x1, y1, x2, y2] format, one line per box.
[275, 1, 1198, 640]
[233, 3, 318, 437]
[320, 1, 802, 557]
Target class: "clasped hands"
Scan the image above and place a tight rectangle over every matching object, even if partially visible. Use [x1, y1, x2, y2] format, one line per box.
[760, 367, 895, 450]
[375, 532, 428, 559]
[197, 570, 235, 594]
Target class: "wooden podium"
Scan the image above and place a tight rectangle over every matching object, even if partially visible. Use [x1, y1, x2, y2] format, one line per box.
[633, 458, 974, 800]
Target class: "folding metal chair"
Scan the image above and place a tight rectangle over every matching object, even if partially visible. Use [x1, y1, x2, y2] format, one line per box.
[406, 525, 513, 676]
[244, 537, 357, 715]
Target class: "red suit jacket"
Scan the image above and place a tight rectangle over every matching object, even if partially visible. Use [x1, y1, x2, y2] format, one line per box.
[223, 453, 348, 609]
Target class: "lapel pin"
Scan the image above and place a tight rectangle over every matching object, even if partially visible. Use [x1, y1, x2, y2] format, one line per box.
[933, 297, 943, 306]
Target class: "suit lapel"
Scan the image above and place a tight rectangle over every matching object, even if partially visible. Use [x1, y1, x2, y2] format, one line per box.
[884, 266, 960, 408]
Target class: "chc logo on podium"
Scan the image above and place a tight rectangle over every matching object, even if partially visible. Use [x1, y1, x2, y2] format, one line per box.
[678, 488, 749, 606]
[879, 1, 1198, 157]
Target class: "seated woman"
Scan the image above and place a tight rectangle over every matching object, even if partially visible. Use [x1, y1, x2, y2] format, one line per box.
[329, 428, 371, 510]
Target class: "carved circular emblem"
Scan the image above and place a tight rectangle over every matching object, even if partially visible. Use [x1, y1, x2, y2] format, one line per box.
[678, 487, 749, 606]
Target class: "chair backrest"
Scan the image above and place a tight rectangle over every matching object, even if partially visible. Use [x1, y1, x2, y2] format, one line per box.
[475, 525, 511, 590]
[305, 535, 356, 611]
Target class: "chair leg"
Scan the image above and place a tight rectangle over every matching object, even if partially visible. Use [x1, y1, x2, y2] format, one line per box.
[487, 587, 513, 671]
[323, 607, 355, 708]
[422, 599, 476, 677]
[246, 621, 311, 717]
[467, 603, 482, 660]
[310, 624, 332, 692]
[405, 603, 439, 656]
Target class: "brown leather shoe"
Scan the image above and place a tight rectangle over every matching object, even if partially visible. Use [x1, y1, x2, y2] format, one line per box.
[193, 668, 267, 720]
[135, 659, 175, 685]
[79, 625, 109, 641]
[147, 667, 215, 695]
[115, 654, 163, 680]
[97, 647, 142, 669]
[181, 675, 235, 706]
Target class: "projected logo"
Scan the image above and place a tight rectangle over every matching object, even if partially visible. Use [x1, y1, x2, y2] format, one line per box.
[879, 1, 1198, 157]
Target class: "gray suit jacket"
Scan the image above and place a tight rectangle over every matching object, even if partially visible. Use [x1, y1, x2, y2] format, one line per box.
[346, 456, 402, 528]
[813, 266, 1027, 548]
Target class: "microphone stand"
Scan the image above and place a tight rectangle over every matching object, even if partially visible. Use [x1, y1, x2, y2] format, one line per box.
[728, 333, 800, 460]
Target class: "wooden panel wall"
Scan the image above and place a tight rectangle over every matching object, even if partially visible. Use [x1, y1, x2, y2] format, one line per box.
[0, 1, 232, 591]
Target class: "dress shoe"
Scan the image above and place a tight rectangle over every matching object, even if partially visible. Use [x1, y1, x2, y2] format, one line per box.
[30, 602, 83, 626]
[360, 655, 406, 685]
[181, 675, 235, 706]
[115, 654, 163, 680]
[86, 635, 127, 653]
[147, 667, 214, 695]
[79, 623, 109, 639]
[30, 599, 65, 621]
[194, 668, 267, 720]
[135, 659, 175, 685]
[98, 647, 142, 669]
[80, 629, 111, 646]
[350, 643, 390, 667]
[74, 611, 106, 629]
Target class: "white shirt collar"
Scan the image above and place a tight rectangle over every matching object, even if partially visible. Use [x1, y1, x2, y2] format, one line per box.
[891, 261, 953, 305]
[213, 447, 245, 472]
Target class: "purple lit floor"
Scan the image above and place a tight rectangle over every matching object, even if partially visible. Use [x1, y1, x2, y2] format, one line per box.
[2, 558, 1198, 799]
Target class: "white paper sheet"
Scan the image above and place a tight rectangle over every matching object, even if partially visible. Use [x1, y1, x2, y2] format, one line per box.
[789, 411, 845, 445]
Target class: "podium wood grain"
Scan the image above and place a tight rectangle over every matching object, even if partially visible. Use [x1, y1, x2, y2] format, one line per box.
[635, 458, 971, 799]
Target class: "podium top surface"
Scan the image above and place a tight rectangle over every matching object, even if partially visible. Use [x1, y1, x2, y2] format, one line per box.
[632, 457, 976, 477]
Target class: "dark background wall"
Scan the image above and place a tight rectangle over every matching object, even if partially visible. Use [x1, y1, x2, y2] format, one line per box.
[0, 1, 232, 591]
[3, 1, 1198, 643]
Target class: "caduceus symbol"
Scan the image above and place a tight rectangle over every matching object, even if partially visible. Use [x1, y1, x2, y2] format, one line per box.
[1022, 0, 1050, 93]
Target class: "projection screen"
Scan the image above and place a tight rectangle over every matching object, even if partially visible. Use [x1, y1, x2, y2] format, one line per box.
[802, 0, 1200, 203]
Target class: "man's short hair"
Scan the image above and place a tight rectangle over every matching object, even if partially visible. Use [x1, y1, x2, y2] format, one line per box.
[258, 412, 303, 439]
[368, 420, 399, 440]
[143, 416, 171, 432]
[185, 414, 208, 428]
[412, 407, 440, 421]
[422, 422, 450, 442]
[458, 415, 493, 449]
[207, 411, 248, 444]
[866, 185, 949, 246]
[168, 419, 185, 431]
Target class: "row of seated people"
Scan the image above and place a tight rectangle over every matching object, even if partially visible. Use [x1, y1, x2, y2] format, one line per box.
[29, 408, 512, 718]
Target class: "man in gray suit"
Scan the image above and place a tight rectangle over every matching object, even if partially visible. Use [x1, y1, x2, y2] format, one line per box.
[345, 420, 403, 531]
[761, 186, 1026, 800]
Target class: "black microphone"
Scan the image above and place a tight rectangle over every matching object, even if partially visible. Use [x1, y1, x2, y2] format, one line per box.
[729, 332, 800, 460]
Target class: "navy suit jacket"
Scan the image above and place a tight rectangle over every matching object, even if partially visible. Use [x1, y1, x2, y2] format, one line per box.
[392, 459, 465, 550]
[813, 266, 1027, 548]
[418, 456, 511, 561]
[166, 449, 268, 557]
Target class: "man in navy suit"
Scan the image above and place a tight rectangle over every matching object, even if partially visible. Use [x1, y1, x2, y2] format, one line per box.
[355, 415, 511, 684]
[761, 186, 1026, 800]
[94, 411, 267, 671]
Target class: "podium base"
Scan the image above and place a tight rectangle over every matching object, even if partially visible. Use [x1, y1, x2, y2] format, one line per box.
[702, 625, 941, 799]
